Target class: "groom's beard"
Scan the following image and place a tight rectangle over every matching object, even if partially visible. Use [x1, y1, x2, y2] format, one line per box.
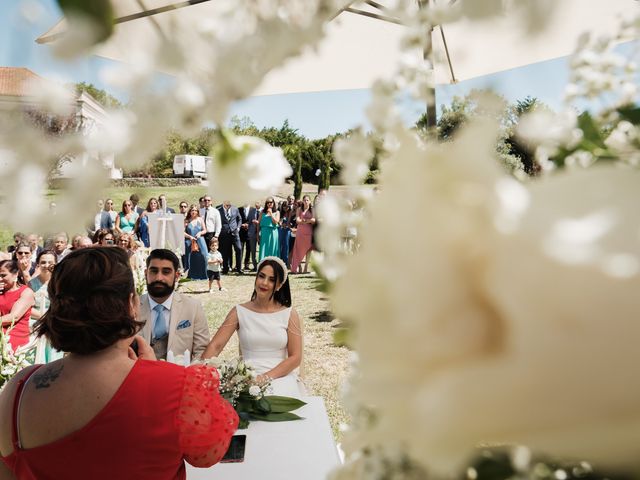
[147, 280, 175, 298]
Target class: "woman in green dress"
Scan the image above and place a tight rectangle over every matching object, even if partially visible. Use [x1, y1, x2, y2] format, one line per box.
[259, 197, 280, 260]
[28, 250, 63, 363]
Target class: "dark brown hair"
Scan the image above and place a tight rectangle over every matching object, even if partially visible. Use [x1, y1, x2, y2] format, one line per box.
[0, 259, 26, 286]
[34, 247, 143, 355]
[251, 258, 291, 307]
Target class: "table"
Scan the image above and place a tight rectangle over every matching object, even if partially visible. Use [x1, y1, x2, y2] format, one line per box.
[187, 396, 341, 480]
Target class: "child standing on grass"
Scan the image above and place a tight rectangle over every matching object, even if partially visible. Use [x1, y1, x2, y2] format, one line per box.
[207, 238, 225, 292]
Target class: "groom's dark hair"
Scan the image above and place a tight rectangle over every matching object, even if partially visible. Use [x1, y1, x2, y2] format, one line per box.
[146, 248, 180, 271]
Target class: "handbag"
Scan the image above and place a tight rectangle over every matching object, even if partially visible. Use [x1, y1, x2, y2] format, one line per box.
[191, 239, 200, 253]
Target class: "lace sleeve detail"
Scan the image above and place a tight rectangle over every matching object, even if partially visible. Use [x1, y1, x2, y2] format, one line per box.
[177, 364, 239, 467]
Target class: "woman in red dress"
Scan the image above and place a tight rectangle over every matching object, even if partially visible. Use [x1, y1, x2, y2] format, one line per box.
[290, 195, 316, 274]
[0, 259, 35, 352]
[0, 247, 238, 479]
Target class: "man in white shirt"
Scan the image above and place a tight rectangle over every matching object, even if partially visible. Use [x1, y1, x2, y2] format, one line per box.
[200, 195, 221, 248]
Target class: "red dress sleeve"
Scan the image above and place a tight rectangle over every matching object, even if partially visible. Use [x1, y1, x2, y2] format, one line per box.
[176, 364, 239, 467]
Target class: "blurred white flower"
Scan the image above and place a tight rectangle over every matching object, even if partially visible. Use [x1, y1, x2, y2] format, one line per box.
[333, 106, 640, 476]
[210, 132, 292, 205]
[249, 385, 261, 397]
[334, 132, 374, 185]
[517, 109, 579, 151]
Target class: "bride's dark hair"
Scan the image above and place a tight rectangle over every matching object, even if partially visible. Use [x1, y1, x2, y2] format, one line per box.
[251, 258, 291, 307]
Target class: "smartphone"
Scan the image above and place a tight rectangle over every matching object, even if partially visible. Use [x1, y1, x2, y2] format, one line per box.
[221, 435, 246, 463]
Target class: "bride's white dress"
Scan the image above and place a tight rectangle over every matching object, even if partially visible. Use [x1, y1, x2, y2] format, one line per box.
[236, 304, 304, 398]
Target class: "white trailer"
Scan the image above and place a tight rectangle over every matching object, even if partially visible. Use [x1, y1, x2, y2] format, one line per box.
[173, 155, 212, 179]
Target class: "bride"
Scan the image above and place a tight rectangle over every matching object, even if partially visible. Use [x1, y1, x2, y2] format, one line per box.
[202, 256, 304, 397]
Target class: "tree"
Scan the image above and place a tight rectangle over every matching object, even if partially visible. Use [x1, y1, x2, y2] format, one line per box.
[502, 96, 545, 176]
[415, 92, 550, 177]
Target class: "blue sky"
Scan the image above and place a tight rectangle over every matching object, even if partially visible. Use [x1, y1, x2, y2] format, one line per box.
[2, 0, 582, 139]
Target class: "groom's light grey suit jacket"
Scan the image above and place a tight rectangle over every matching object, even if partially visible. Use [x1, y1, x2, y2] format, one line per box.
[138, 291, 210, 361]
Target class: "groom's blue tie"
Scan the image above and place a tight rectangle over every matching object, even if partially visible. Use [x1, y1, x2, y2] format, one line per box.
[153, 304, 167, 340]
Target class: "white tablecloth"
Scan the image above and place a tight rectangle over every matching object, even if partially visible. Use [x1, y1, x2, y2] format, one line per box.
[187, 396, 341, 480]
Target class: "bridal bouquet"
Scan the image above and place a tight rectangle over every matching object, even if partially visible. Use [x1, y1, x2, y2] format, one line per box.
[0, 325, 33, 390]
[204, 357, 305, 429]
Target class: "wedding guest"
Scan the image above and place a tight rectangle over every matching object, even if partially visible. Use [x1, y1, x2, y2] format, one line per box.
[130, 193, 144, 215]
[244, 201, 261, 271]
[278, 203, 293, 267]
[92, 228, 112, 245]
[258, 197, 280, 261]
[94, 199, 113, 234]
[13, 242, 35, 285]
[206, 238, 224, 293]
[8, 233, 25, 255]
[117, 233, 136, 257]
[115, 199, 139, 235]
[52, 233, 71, 262]
[178, 201, 189, 216]
[203, 256, 304, 397]
[76, 236, 93, 249]
[104, 198, 118, 225]
[0, 259, 35, 352]
[288, 201, 300, 263]
[138, 249, 211, 360]
[26, 234, 42, 266]
[239, 202, 250, 269]
[70, 234, 83, 250]
[159, 194, 175, 213]
[28, 250, 62, 364]
[200, 195, 221, 248]
[0, 247, 237, 478]
[98, 230, 116, 247]
[29, 250, 56, 330]
[184, 205, 208, 280]
[217, 201, 242, 274]
[290, 195, 315, 274]
[136, 197, 159, 248]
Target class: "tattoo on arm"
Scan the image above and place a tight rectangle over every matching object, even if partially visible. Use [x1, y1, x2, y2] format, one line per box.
[33, 364, 64, 389]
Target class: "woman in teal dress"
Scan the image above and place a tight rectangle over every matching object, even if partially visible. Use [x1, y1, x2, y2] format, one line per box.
[115, 199, 139, 234]
[259, 197, 280, 260]
[28, 250, 63, 363]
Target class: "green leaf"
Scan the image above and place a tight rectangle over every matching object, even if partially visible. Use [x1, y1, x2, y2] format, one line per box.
[57, 0, 114, 43]
[237, 412, 250, 430]
[618, 105, 640, 124]
[577, 112, 606, 149]
[263, 396, 307, 413]
[253, 397, 272, 415]
[249, 412, 304, 422]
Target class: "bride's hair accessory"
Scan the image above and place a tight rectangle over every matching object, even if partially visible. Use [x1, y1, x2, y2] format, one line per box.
[257, 256, 288, 286]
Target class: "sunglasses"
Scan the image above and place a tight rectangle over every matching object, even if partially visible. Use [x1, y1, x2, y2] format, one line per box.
[16, 251, 30, 255]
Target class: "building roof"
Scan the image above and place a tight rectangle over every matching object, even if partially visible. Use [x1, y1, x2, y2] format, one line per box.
[0, 67, 46, 97]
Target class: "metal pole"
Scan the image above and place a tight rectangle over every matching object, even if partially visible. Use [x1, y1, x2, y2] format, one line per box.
[418, 0, 436, 136]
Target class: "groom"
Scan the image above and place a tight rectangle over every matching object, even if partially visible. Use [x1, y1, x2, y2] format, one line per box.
[138, 249, 210, 360]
